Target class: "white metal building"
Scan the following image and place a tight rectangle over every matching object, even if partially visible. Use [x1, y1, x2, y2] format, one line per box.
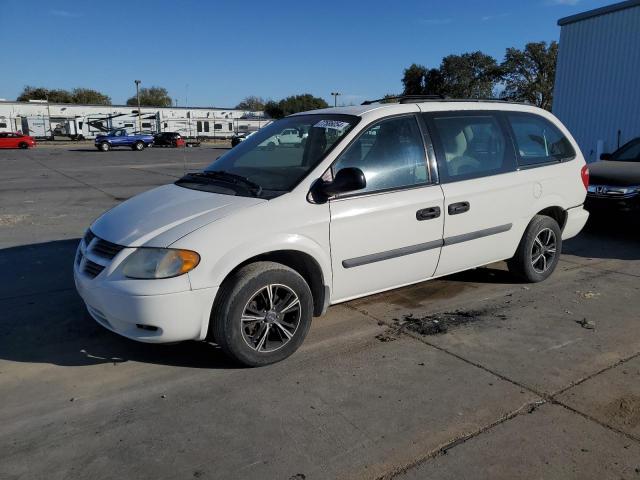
[0, 101, 268, 139]
[553, 0, 640, 162]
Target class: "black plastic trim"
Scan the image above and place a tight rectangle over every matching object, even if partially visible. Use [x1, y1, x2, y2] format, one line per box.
[443, 223, 512, 246]
[341, 223, 513, 269]
[342, 239, 444, 269]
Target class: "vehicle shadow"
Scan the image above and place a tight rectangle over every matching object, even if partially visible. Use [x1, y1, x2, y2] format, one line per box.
[0, 239, 236, 369]
[563, 213, 640, 261]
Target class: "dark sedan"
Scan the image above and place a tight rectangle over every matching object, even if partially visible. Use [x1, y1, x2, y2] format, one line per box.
[586, 138, 640, 213]
[153, 132, 185, 148]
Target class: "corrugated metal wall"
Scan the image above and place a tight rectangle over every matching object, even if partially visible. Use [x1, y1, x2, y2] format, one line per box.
[553, 6, 640, 161]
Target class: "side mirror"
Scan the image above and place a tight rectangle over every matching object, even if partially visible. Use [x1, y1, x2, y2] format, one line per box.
[310, 167, 366, 203]
[600, 153, 612, 160]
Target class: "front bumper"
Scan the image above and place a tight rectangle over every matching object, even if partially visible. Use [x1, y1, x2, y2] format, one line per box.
[74, 241, 217, 343]
[585, 193, 640, 213]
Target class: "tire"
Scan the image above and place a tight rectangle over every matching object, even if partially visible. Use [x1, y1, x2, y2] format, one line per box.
[18, 142, 28, 149]
[133, 141, 144, 151]
[99, 142, 110, 152]
[508, 215, 562, 283]
[211, 261, 313, 367]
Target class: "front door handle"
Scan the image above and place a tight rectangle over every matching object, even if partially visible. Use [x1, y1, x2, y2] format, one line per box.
[416, 206, 441, 221]
[448, 201, 470, 215]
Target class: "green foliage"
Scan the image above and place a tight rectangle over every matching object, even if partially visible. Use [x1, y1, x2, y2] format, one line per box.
[17, 86, 112, 105]
[402, 53, 500, 99]
[501, 41, 558, 111]
[439, 51, 502, 99]
[126, 86, 172, 107]
[17, 86, 72, 103]
[400, 41, 558, 109]
[402, 64, 427, 95]
[70, 88, 111, 105]
[235, 96, 266, 111]
[264, 94, 328, 119]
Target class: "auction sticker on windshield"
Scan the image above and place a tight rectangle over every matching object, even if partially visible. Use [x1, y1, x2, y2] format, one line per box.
[313, 120, 351, 130]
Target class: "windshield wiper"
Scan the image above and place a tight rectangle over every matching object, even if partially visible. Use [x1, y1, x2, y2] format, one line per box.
[194, 170, 263, 196]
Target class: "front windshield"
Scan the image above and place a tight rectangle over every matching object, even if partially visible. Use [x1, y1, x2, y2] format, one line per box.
[176, 114, 359, 198]
[612, 140, 640, 162]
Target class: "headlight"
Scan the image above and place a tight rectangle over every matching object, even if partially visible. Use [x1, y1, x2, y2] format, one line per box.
[122, 248, 200, 279]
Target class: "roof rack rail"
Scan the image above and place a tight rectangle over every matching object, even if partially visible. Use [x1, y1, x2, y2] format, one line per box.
[361, 95, 525, 106]
[361, 94, 445, 105]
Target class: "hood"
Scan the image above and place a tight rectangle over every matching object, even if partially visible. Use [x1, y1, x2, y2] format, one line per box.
[90, 184, 265, 247]
[589, 161, 640, 186]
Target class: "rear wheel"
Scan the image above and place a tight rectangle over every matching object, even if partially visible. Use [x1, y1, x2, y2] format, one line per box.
[133, 141, 144, 151]
[99, 142, 110, 152]
[211, 261, 313, 367]
[508, 215, 562, 283]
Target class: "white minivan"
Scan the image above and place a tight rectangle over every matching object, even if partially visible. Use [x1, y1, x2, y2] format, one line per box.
[74, 97, 590, 366]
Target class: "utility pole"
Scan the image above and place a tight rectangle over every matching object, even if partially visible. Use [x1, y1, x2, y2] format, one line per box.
[134, 80, 142, 132]
[331, 92, 341, 107]
[45, 91, 52, 140]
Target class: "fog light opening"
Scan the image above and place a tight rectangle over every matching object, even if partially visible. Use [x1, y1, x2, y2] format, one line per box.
[136, 324, 159, 332]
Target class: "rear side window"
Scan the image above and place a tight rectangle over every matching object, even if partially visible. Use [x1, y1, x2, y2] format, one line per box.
[333, 115, 428, 194]
[507, 113, 575, 166]
[425, 112, 515, 182]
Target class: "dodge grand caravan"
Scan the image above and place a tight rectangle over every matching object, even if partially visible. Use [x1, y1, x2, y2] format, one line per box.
[74, 97, 590, 366]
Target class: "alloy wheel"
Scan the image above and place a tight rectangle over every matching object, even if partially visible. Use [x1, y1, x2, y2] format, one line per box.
[531, 228, 557, 273]
[240, 284, 301, 353]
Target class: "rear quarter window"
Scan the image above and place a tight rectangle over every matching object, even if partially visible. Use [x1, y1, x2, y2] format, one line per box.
[506, 113, 575, 167]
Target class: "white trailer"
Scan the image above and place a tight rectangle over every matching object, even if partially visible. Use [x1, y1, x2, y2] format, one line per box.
[20, 116, 52, 138]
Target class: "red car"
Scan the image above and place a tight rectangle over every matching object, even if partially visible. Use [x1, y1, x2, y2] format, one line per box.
[0, 132, 36, 149]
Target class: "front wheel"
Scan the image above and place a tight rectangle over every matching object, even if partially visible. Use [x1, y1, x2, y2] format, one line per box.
[133, 141, 144, 151]
[18, 142, 28, 149]
[99, 142, 110, 152]
[211, 261, 313, 367]
[508, 215, 562, 283]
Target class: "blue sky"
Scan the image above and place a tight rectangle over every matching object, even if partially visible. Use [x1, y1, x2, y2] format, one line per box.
[0, 0, 613, 107]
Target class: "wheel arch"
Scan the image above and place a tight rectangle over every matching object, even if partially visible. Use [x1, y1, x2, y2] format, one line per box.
[218, 249, 329, 317]
[536, 206, 567, 231]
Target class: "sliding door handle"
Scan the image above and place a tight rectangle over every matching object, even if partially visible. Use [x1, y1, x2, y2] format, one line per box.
[416, 206, 441, 221]
[448, 202, 470, 215]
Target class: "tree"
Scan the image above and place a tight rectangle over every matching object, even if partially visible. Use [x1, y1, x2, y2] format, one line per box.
[264, 100, 284, 119]
[264, 94, 328, 119]
[236, 96, 265, 111]
[17, 86, 73, 103]
[126, 86, 172, 107]
[402, 64, 427, 95]
[501, 41, 558, 111]
[439, 52, 502, 99]
[17, 85, 111, 104]
[71, 88, 111, 105]
[424, 68, 445, 96]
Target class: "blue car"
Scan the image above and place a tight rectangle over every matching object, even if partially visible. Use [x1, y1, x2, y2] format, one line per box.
[95, 129, 155, 152]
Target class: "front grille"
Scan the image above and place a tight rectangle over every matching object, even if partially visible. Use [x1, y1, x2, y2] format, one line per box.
[92, 238, 125, 259]
[83, 229, 96, 245]
[84, 259, 105, 278]
[80, 230, 126, 279]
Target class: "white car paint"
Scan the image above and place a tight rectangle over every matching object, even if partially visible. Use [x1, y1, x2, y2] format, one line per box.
[74, 100, 589, 345]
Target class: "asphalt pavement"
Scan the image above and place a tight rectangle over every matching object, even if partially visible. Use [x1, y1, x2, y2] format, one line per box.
[1, 146, 639, 480]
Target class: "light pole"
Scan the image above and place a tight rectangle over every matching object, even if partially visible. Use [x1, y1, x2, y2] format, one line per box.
[331, 92, 341, 107]
[45, 91, 52, 139]
[134, 80, 142, 132]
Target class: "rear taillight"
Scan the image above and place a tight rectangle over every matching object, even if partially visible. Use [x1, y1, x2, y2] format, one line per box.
[581, 165, 589, 190]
